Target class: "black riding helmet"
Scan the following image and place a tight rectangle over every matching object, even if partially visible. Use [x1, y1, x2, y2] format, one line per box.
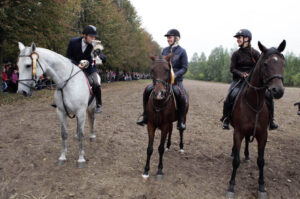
[82, 25, 98, 37]
[234, 29, 252, 41]
[164, 29, 181, 38]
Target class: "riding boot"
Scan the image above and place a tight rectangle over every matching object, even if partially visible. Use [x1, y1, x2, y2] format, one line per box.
[220, 98, 232, 130]
[137, 85, 153, 126]
[94, 86, 102, 114]
[266, 97, 278, 130]
[173, 85, 186, 131]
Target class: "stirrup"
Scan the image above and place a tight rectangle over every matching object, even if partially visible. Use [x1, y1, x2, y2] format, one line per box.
[136, 115, 147, 126]
[269, 121, 278, 130]
[222, 117, 230, 130]
[95, 105, 102, 113]
[177, 122, 186, 131]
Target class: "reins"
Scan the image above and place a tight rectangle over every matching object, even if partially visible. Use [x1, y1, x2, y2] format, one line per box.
[243, 52, 284, 142]
[18, 51, 83, 119]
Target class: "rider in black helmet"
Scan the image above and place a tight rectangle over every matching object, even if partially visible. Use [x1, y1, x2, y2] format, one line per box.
[66, 25, 106, 113]
[220, 29, 279, 130]
[137, 29, 188, 131]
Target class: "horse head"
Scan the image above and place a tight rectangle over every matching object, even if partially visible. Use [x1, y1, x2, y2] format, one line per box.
[91, 40, 104, 66]
[150, 54, 172, 100]
[258, 40, 286, 99]
[17, 42, 44, 96]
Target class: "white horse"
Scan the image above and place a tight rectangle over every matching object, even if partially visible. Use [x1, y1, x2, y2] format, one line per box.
[17, 42, 97, 168]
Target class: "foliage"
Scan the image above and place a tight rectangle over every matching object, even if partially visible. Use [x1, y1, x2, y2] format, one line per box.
[0, 0, 160, 74]
[186, 46, 300, 87]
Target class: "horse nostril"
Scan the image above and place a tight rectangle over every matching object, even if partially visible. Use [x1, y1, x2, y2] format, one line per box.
[271, 87, 277, 93]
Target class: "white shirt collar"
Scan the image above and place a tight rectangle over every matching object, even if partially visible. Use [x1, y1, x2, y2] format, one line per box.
[81, 38, 88, 53]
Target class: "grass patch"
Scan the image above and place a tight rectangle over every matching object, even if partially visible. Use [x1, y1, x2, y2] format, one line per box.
[0, 89, 54, 106]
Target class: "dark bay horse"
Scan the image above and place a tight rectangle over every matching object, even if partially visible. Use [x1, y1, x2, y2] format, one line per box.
[227, 40, 286, 199]
[142, 55, 189, 179]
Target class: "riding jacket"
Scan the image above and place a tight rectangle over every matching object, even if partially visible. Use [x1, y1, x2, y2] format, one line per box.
[66, 37, 106, 75]
[162, 45, 188, 82]
[230, 46, 260, 81]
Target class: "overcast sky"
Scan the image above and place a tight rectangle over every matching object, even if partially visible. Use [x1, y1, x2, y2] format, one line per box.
[130, 0, 300, 60]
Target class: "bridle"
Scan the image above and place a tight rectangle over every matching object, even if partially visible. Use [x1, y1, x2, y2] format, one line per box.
[151, 58, 173, 112]
[18, 52, 45, 89]
[243, 49, 285, 142]
[18, 50, 83, 119]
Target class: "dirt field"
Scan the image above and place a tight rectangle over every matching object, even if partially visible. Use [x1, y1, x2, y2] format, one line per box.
[0, 80, 300, 199]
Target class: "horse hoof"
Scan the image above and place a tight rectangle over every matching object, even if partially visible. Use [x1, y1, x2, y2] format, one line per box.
[180, 149, 184, 154]
[258, 191, 268, 199]
[77, 162, 86, 168]
[156, 174, 163, 180]
[166, 147, 170, 151]
[90, 137, 96, 142]
[58, 160, 66, 166]
[142, 174, 149, 179]
[244, 158, 250, 163]
[226, 191, 234, 199]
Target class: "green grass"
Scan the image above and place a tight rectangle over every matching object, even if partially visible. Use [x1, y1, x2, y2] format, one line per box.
[0, 89, 54, 106]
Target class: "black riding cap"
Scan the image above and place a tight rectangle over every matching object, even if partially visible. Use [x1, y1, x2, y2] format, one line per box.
[82, 25, 98, 37]
[164, 29, 180, 38]
[234, 29, 252, 41]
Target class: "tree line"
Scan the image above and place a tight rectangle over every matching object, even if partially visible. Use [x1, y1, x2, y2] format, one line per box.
[186, 46, 300, 87]
[0, 0, 161, 73]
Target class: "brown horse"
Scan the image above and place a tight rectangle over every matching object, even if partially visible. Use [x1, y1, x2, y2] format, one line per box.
[227, 40, 286, 199]
[142, 55, 189, 179]
[294, 102, 300, 115]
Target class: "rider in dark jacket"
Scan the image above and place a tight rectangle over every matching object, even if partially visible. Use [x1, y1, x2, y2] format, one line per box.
[221, 29, 278, 130]
[66, 25, 106, 113]
[137, 29, 188, 130]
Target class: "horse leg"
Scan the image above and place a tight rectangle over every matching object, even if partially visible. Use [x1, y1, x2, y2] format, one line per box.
[166, 123, 173, 151]
[157, 126, 168, 177]
[257, 133, 268, 199]
[77, 111, 87, 168]
[227, 130, 243, 198]
[244, 135, 250, 162]
[57, 110, 68, 165]
[88, 110, 96, 141]
[142, 125, 155, 178]
[179, 129, 184, 153]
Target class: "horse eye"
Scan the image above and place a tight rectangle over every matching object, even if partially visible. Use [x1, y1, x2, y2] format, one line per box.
[26, 64, 31, 68]
[263, 62, 268, 67]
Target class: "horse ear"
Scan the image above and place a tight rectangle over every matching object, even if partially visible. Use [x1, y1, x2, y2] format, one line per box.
[31, 42, 36, 52]
[277, 40, 286, 52]
[149, 55, 156, 61]
[258, 41, 267, 53]
[164, 53, 173, 62]
[18, 42, 25, 51]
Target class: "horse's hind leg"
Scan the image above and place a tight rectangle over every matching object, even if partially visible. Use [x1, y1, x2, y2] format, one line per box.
[77, 111, 87, 168]
[157, 126, 168, 177]
[166, 123, 173, 151]
[227, 130, 243, 198]
[142, 125, 155, 179]
[244, 135, 250, 162]
[57, 111, 68, 165]
[257, 133, 268, 199]
[179, 130, 184, 153]
[88, 110, 96, 141]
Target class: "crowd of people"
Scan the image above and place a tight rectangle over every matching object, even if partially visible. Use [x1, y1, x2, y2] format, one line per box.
[102, 70, 150, 83]
[2, 63, 19, 93]
[1, 62, 150, 93]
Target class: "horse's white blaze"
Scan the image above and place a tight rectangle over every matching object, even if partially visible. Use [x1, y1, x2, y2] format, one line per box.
[273, 56, 278, 62]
